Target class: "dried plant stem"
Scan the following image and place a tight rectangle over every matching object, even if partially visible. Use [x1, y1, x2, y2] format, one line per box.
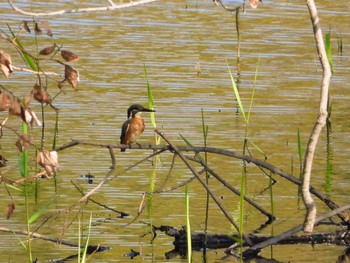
[302, 0, 332, 233]
[8, 0, 158, 17]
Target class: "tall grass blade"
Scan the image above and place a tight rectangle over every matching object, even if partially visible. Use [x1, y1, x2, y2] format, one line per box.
[227, 64, 247, 123]
[78, 214, 81, 263]
[325, 98, 333, 197]
[297, 128, 303, 204]
[81, 213, 93, 263]
[144, 64, 160, 146]
[201, 109, 208, 145]
[185, 184, 192, 263]
[248, 140, 266, 159]
[325, 30, 333, 73]
[29, 199, 54, 224]
[297, 128, 303, 178]
[179, 133, 205, 164]
[247, 57, 260, 124]
[144, 64, 156, 127]
[21, 121, 32, 262]
[7, 24, 38, 71]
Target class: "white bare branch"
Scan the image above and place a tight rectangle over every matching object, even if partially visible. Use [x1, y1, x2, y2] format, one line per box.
[8, 0, 158, 17]
[302, 0, 332, 233]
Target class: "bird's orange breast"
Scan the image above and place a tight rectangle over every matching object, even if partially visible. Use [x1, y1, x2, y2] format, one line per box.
[123, 116, 145, 144]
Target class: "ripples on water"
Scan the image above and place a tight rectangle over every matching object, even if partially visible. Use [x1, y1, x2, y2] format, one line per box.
[0, 0, 349, 262]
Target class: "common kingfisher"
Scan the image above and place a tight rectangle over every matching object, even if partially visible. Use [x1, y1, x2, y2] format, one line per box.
[120, 104, 155, 152]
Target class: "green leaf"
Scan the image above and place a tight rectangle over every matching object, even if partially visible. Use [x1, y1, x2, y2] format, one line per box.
[227, 65, 247, 123]
[325, 31, 333, 73]
[248, 140, 266, 159]
[8, 24, 38, 71]
[144, 64, 156, 129]
[28, 199, 54, 224]
[185, 184, 192, 263]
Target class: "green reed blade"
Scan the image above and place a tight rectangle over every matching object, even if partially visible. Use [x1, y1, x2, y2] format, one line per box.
[248, 140, 266, 159]
[144, 64, 156, 128]
[227, 64, 247, 123]
[28, 199, 54, 224]
[297, 128, 303, 175]
[247, 57, 260, 124]
[179, 133, 205, 164]
[185, 184, 192, 263]
[81, 213, 93, 263]
[325, 30, 333, 73]
[7, 24, 38, 71]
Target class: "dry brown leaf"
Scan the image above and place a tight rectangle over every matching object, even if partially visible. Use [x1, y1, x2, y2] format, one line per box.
[15, 139, 23, 152]
[22, 21, 31, 33]
[37, 150, 59, 176]
[24, 93, 32, 109]
[61, 50, 79, 62]
[21, 134, 32, 149]
[32, 83, 52, 104]
[5, 203, 15, 220]
[250, 0, 261, 8]
[0, 154, 7, 168]
[0, 50, 14, 78]
[40, 21, 53, 37]
[64, 65, 79, 89]
[9, 98, 23, 117]
[34, 22, 42, 35]
[39, 44, 56, 56]
[0, 91, 11, 111]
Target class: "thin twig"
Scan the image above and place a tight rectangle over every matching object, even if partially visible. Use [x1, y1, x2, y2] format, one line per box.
[8, 0, 159, 17]
[155, 128, 252, 246]
[54, 139, 349, 224]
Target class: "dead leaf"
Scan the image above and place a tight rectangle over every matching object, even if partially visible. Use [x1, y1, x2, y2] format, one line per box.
[22, 21, 31, 33]
[64, 65, 79, 89]
[5, 203, 15, 220]
[39, 44, 56, 56]
[24, 93, 32, 109]
[9, 97, 23, 117]
[24, 108, 42, 127]
[0, 91, 11, 111]
[0, 154, 7, 168]
[61, 50, 79, 62]
[32, 83, 52, 105]
[21, 134, 32, 149]
[37, 150, 59, 176]
[15, 139, 23, 152]
[0, 50, 14, 78]
[34, 22, 42, 35]
[40, 21, 53, 37]
[250, 0, 262, 8]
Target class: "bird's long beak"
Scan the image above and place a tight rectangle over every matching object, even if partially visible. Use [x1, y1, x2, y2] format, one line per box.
[142, 108, 155, 113]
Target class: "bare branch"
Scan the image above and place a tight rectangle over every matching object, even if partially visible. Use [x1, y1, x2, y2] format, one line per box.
[8, 0, 159, 17]
[56, 139, 349, 225]
[154, 128, 253, 246]
[302, 0, 332, 233]
[241, 204, 350, 257]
